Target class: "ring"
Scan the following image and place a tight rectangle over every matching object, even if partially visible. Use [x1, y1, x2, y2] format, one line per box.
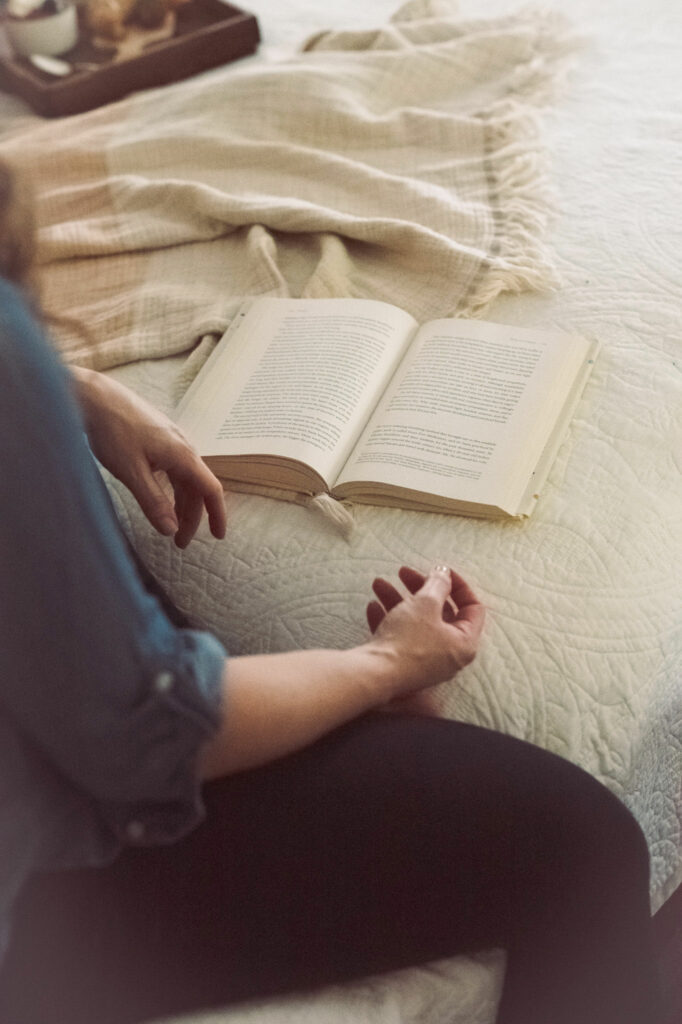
[434, 564, 450, 574]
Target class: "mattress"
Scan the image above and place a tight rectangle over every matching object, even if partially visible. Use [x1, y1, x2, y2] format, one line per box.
[3, 0, 681, 1021]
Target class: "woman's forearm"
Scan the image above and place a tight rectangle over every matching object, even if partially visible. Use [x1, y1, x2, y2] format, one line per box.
[197, 642, 399, 779]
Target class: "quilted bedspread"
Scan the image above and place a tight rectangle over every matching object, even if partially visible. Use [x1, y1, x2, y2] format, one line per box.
[104, 3, 681, 1022]
[102, 0, 682, 906]
[2, 0, 679, 1021]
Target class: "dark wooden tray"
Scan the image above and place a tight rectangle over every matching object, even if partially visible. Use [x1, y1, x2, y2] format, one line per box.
[0, 0, 260, 117]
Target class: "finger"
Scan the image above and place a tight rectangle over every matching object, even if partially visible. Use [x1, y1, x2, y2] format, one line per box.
[453, 599, 486, 642]
[173, 489, 204, 549]
[184, 463, 227, 541]
[418, 565, 455, 604]
[131, 462, 179, 537]
[425, 568, 485, 639]
[366, 600, 385, 634]
[205, 485, 227, 540]
[447, 572, 486, 639]
[371, 577, 404, 612]
[448, 569, 482, 612]
[398, 565, 426, 595]
[399, 565, 455, 601]
[399, 565, 456, 622]
[168, 458, 227, 541]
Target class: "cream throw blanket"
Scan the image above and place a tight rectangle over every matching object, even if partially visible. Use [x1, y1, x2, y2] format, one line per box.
[3, 0, 575, 372]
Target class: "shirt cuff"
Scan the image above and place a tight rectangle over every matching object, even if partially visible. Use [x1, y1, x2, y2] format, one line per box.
[102, 627, 226, 848]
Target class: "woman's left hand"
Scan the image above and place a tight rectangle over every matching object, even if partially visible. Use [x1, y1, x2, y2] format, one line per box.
[72, 367, 227, 548]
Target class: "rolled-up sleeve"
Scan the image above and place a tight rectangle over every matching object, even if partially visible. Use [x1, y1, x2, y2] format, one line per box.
[0, 277, 228, 849]
[3, 594, 227, 848]
[97, 623, 226, 846]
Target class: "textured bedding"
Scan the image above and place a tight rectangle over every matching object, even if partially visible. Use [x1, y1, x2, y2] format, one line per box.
[1, 0, 681, 1022]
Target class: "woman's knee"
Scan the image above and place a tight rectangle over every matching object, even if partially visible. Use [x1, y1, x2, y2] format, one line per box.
[513, 744, 650, 899]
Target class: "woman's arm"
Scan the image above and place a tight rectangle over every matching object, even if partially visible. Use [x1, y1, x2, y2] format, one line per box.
[199, 566, 484, 778]
[70, 370, 485, 779]
[69, 369, 484, 777]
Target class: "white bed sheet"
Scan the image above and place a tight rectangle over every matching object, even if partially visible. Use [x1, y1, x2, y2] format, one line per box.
[3, 1, 680, 1022]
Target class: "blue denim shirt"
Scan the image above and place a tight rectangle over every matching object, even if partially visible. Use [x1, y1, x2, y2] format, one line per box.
[0, 278, 226, 964]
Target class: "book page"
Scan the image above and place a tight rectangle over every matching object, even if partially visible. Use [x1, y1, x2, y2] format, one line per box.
[334, 319, 593, 512]
[176, 297, 418, 487]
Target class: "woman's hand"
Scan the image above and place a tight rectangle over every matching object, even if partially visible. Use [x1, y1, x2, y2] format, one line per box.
[198, 566, 484, 778]
[72, 367, 227, 548]
[365, 565, 485, 703]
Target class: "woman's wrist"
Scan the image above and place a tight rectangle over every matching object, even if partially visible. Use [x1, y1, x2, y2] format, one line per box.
[198, 644, 404, 779]
[69, 364, 104, 429]
[357, 637, 415, 702]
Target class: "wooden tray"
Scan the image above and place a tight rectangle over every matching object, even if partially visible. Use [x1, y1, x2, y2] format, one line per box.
[0, 0, 260, 117]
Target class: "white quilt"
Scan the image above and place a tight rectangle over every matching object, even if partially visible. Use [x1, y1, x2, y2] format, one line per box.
[2, 0, 680, 1022]
[105, 1, 682, 1021]
[104, 0, 682, 903]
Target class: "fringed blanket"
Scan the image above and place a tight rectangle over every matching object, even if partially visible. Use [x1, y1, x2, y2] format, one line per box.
[2, 0, 576, 372]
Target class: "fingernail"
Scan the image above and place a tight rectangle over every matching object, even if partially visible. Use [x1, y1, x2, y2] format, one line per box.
[433, 564, 450, 575]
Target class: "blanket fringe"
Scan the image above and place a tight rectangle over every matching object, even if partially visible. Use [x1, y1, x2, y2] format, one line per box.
[304, 492, 355, 538]
[218, 480, 355, 538]
[459, 15, 586, 317]
[462, 106, 559, 316]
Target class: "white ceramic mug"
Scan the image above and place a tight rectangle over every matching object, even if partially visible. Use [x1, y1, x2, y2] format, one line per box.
[4, 3, 78, 57]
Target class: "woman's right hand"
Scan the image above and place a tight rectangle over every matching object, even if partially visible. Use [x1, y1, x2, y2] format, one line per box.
[200, 565, 484, 779]
[365, 565, 485, 701]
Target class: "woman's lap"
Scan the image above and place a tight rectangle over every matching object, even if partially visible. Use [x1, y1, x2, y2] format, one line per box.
[0, 713, 661, 1024]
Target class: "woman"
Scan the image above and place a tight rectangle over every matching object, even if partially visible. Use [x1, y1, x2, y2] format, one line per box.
[0, 159, 663, 1024]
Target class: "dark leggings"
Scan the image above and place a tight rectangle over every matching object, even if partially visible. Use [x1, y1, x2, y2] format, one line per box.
[0, 712, 662, 1024]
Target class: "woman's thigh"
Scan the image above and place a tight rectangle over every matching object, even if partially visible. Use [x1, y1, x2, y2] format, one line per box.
[0, 713, 659, 1024]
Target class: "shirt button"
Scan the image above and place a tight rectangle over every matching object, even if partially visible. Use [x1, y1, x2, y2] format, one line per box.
[153, 670, 175, 694]
[126, 820, 145, 843]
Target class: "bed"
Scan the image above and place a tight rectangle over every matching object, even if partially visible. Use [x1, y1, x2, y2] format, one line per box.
[1, 0, 681, 1022]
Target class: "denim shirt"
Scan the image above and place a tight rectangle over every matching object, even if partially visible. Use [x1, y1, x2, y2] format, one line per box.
[0, 278, 226, 964]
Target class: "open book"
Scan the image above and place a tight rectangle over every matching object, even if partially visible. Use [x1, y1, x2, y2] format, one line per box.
[176, 297, 599, 518]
